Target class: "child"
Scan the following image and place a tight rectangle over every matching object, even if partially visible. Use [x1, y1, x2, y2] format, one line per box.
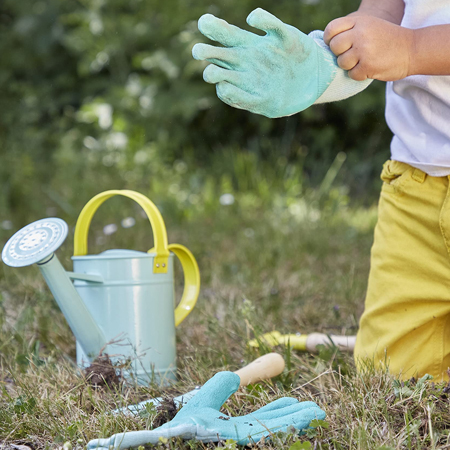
[193, 0, 450, 380]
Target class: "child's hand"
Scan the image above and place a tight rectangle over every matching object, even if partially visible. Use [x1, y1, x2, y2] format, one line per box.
[323, 15, 414, 81]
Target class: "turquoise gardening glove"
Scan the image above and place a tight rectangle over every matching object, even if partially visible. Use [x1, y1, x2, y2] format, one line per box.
[192, 8, 338, 118]
[87, 372, 325, 449]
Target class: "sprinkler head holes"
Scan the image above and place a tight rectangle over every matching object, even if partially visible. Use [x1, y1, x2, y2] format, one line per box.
[2, 218, 68, 267]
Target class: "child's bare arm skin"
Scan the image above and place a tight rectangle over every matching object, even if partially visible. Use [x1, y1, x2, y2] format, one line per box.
[323, 0, 450, 82]
[409, 26, 450, 77]
[349, 0, 405, 24]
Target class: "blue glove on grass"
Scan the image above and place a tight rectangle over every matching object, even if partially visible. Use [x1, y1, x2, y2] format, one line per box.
[87, 372, 325, 449]
[192, 8, 339, 118]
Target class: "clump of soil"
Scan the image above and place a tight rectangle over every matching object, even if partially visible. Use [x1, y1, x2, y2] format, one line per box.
[443, 369, 450, 395]
[84, 354, 121, 389]
[152, 398, 179, 428]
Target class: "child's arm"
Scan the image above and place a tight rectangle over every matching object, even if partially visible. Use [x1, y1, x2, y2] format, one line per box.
[350, 0, 405, 24]
[324, 0, 450, 81]
[409, 26, 450, 76]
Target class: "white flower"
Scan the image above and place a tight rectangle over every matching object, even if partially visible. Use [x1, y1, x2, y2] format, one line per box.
[103, 224, 118, 235]
[106, 132, 128, 150]
[219, 193, 235, 206]
[121, 217, 136, 228]
[1, 220, 13, 230]
[244, 228, 254, 238]
[96, 103, 113, 129]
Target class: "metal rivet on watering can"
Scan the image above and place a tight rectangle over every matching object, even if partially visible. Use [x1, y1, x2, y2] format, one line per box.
[2, 190, 202, 386]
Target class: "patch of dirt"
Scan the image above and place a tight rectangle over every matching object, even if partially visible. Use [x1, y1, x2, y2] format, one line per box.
[152, 398, 178, 428]
[0, 376, 16, 396]
[84, 354, 120, 389]
[443, 369, 450, 395]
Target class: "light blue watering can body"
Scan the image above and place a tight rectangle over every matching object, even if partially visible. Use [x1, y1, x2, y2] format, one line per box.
[72, 249, 177, 383]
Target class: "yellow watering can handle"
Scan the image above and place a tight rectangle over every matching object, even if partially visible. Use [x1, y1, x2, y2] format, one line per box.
[74, 190, 170, 274]
[169, 244, 200, 326]
[148, 243, 200, 326]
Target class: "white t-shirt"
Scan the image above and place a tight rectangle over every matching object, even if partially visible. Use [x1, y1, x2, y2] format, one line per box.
[386, 0, 450, 176]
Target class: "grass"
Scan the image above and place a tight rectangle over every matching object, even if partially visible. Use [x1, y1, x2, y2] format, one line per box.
[1, 156, 450, 449]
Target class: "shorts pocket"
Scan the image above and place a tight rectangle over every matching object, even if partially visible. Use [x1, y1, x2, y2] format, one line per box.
[380, 160, 413, 195]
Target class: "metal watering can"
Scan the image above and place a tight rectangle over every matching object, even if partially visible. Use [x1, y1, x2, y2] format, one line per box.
[1, 190, 200, 384]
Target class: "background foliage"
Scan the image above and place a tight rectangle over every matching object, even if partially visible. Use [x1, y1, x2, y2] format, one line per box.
[0, 0, 391, 231]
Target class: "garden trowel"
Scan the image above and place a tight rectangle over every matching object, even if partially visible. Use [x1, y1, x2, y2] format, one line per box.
[248, 331, 356, 353]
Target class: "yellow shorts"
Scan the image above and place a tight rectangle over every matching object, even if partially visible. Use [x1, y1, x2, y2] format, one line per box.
[355, 160, 450, 381]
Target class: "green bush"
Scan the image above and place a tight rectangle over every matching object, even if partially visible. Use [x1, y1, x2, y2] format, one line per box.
[0, 0, 390, 227]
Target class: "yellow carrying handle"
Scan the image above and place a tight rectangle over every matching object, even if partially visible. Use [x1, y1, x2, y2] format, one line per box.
[149, 243, 200, 326]
[74, 190, 170, 274]
[168, 243, 200, 326]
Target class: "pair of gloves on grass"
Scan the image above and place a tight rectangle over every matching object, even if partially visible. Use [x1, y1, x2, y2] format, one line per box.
[192, 8, 372, 118]
[87, 371, 325, 449]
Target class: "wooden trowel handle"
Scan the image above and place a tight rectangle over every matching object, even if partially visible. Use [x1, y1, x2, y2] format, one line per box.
[234, 352, 285, 386]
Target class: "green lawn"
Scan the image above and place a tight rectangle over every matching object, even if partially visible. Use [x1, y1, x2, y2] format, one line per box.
[1, 171, 449, 450]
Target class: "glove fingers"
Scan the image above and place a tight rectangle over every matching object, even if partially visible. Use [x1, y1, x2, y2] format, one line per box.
[250, 405, 326, 435]
[249, 401, 322, 421]
[86, 439, 109, 450]
[182, 371, 240, 411]
[246, 8, 288, 39]
[193, 44, 239, 70]
[216, 82, 260, 112]
[243, 397, 299, 415]
[203, 64, 243, 86]
[214, 404, 326, 445]
[198, 14, 256, 47]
